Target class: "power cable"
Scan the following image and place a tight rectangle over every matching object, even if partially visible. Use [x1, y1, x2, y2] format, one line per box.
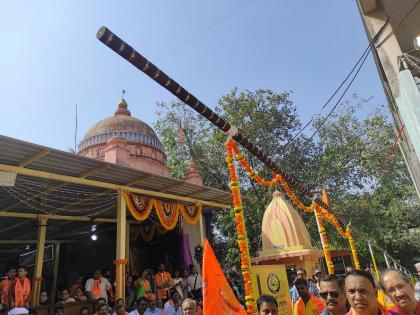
[375, 0, 420, 49]
[7, 0, 256, 136]
[283, 17, 390, 151]
[283, 45, 371, 149]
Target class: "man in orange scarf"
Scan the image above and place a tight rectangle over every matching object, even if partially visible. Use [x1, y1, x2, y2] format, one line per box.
[85, 270, 112, 303]
[344, 270, 398, 315]
[12, 266, 31, 308]
[293, 278, 325, 315]
[0, 266, 17, 309]
[154, 263, 172, 304]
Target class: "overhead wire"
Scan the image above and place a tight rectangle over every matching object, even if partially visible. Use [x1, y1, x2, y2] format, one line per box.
[283, 17, 390, 151]
[7, 0, 256, 136]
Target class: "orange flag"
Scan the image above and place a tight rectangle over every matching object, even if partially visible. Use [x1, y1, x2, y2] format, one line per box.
[322, 188, 329, 206]
[203, 239, 247, 315]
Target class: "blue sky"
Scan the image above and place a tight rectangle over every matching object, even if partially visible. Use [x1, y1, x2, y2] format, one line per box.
[0, 0, 387, 151]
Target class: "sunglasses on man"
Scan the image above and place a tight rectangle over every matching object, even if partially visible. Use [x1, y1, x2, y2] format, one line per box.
[319, 291, 340, 299]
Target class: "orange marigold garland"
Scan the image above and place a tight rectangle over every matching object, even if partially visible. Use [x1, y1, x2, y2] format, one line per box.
[155, 201, 179, 230]
[346, 226, 361, 269]
[314, 203, 335, 274]
[124, 192, 202, 230]
[229, 140, 362, 277]
[124, 192, 153, 221]
[226, 139, 256, 314]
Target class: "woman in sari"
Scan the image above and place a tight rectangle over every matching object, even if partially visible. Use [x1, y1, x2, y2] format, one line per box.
[135, 270, 152, 300]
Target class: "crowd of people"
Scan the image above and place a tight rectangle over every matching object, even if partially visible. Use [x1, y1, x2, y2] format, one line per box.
[2, 263, 420, 315]
[257, 265, 420, 315]
[1, 263, 203, 315]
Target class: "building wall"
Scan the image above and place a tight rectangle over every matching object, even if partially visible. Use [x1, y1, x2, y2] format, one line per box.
[357, 0, 420, 196]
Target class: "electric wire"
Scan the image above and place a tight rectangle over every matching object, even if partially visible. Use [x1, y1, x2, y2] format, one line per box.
[7, 0, 256, 136]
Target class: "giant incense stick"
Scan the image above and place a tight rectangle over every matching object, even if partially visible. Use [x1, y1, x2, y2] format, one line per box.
[96, 26, 335, 214]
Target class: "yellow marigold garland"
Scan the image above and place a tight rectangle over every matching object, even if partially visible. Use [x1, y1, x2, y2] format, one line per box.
[346, 226, 361, 269]
[226, 139, 256, 314]
[228, 140, 362, 271]
[124, 192, 202, 230]
[314, 203, 335, 274]
[155, 202, 180, 230]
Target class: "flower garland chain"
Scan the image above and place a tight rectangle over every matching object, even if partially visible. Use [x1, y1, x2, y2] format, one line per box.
[226, 140, 256, 314]
[314, 203, 335, 274]
[124, 192, 202, 230]
[229, 140, 361, 271]
[346, 226, 361, 269]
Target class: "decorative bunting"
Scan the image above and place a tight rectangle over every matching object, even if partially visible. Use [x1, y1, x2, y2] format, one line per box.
[227, 139, 362, 273]
[123, 192, 202, 230]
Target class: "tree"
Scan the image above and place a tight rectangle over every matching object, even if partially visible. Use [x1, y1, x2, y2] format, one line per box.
[311, 95, 420, 268]
[155, 89, 315, 266]
[154, 89, 420, 270]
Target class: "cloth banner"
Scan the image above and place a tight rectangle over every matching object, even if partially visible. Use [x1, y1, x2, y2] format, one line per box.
[203, 239, 247, 315]
[182, 234, 194, 270]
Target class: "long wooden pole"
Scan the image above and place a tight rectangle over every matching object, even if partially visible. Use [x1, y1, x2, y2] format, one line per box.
[96, 26, 341, 221]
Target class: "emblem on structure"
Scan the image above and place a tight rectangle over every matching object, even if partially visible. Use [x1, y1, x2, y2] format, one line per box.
[267, 273, 280, 294]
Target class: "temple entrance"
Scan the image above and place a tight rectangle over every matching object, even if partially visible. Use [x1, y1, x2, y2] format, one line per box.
[130, 224, 185, 275]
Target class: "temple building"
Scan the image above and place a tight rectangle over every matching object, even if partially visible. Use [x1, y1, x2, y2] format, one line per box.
[76, 98, 205, 274]
[252, 190, 323, 279]
[0, 97, 229, 307]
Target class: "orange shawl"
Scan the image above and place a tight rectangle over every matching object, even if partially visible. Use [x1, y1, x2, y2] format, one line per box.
[155, 272, 172, 300]
[92, 277, 103, 297]
[294, 294, 324, 315]
[1, 278, 14, 305]
[14, 278, 30, 307]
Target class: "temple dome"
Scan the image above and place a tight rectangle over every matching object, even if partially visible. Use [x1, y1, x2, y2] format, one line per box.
[77, 98, 170, 177]
[261, 190, 314, 253]
[78, 99, 164, 153]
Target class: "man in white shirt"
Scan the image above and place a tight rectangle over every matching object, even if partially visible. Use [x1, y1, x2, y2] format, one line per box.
[187, 265, 202, 300]
[85, 270, 112, 302]
[144, 294, 162, 315]
[162, 290, 182, 315]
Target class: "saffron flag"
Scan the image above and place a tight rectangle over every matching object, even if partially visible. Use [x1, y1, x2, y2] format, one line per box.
[203, 239, 247, 315]
[322, 188, 329, 206]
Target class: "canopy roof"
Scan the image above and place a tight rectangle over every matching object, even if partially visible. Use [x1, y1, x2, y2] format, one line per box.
[0, 135, 231, 258]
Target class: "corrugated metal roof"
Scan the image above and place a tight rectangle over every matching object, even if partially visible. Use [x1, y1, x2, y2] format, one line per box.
[0, 135, 231, 240]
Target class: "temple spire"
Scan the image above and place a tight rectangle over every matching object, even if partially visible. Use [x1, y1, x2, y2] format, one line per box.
[114, 90, 131, 116]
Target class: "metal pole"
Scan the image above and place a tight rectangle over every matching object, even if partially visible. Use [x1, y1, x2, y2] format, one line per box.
[384, 252, 390, 268]
[51, 243, 61, 305]
[368, 241, 380, 283]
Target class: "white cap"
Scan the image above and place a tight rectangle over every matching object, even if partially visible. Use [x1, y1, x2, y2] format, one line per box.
[8, 308, 29, 315]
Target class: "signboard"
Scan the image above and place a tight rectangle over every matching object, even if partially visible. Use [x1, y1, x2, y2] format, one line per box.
[251, 264, 292, 315]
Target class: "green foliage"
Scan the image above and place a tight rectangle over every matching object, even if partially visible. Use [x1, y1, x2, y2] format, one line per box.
[154, 89, 420, 270]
